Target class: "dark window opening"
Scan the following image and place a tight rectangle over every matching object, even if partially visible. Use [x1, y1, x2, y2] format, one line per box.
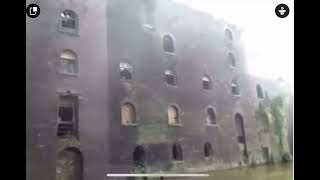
[165, 70, 176, 86]
[56, 148, 83, 180]
[231, 79, 240, 95]
[120, 62, 133, 80]
[202, 75, 212, 90]
[59, 107, 73, 122]
[133, 146, 146, 167]
[163, 35, 174, 53]
[235, 113, 248, 160]
[206, 108, 216, 125]
[228, 53, 236, 67]
[168, 105, 179, 125]
[204, 142, 213, 157]
[262, 147, 269, 162]
[172, 143, 183, 161]
[57, 95, 78, 137]
[61, 10, 78, 29]
[257, 84, 264, 99]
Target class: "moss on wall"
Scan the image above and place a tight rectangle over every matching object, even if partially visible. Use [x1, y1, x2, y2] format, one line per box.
[255, 92, 292, 163]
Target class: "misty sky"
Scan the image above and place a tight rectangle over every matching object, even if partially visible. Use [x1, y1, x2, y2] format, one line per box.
[175, 0, 294, 86]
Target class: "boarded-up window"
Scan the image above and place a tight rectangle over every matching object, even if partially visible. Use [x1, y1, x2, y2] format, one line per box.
[121, 103, 136, 125]
[163, 35, 175, 53]
[168, 105, 179, 125]
[202, 75, 212, 90]
[120, 62, 133, 80]
[56, 148, 83, 180]
[57, 95, 78, 137]
[61, 10, 78, 29]
[165, 69, 176, 86]
[60, 50, 78, 74]
[206, 108, 216, 125]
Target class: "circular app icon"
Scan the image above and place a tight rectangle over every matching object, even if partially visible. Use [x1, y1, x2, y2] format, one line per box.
[26, 4, 40, 18]
[275, 4, 289, 18]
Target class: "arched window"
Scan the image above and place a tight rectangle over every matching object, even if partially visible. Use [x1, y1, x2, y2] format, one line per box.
[225, 28, 233, 41]
[257, 84, 264, 99]
[202, 75, 212, 90]
[121, 103, 136, 125]
[163, 34, 175, 53]
[228, 53, 236, 67]
[235, 113, 248, 160]
[60, 10, 78, 30]
[231, 79, 240, 95]
[165, 69, 177, 86]
[172, 143, 183, 160]
[206, 107, 216, 125]
[235, 113, 245, 143]
[168, 105, 179, 125]
[204, 142, 213, 157]
[120, 62, 133, 80]
[133, 146, 146, 167]
[60, 50, 78, 74]
[56, 147, 83, 180]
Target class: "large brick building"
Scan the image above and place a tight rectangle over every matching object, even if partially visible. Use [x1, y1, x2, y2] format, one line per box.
[26, 0, 292, 180]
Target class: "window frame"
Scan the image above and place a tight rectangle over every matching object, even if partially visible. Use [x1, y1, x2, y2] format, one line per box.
[162, 34, 176, 55]
[58, 9, 79, 36]
[59, 50, 79, 76]
[121, 102, 137, 126]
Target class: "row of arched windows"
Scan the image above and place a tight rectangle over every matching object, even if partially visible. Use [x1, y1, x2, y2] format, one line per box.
[133, 142, 214, 166]
[121, 103, 217, 126]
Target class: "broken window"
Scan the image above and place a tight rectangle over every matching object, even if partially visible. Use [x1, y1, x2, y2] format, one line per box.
[231, 79, 240, 95]
[120, 62, 133, 80]
[165, 69, 176, 86]
[225, 28, 233, 41]
[206, 107, 216, 125]
[228, 53, 236, 67]
[172, 143, 183, 161]
[202, 75, 212, 90]
[204, 142, 213, 157]
[133, 146, 146, 167]
[56, 147, 83, 180]
[57, 95, 78, 137]
[60, 50, 78, 74]
[60, 10, 78, 30]
[163, 34, 175, 53]
[168, 105, 179, 125]
[121, 103, 136, 125]
[257, 84, 264, 99]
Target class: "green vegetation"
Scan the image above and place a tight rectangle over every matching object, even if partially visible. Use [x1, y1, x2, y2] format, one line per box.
[255, 91, 292, 163]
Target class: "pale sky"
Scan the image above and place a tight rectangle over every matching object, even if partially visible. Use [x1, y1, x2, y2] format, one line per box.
[175, 0, 294, 86]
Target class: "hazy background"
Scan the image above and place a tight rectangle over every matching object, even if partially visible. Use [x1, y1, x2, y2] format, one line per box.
[175, 0, 294, 91]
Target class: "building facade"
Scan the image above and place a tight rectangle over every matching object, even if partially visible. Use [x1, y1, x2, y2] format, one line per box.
[26, 0, 292, 180]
